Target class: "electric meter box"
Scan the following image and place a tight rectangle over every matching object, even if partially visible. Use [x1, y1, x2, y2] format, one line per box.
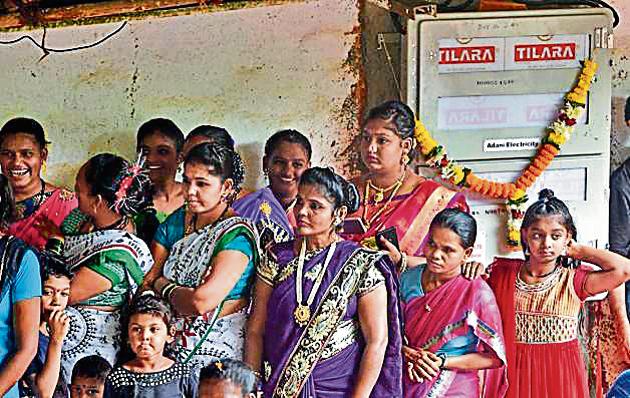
[396, 7, 614, 260]
[402, 8, 613, 161]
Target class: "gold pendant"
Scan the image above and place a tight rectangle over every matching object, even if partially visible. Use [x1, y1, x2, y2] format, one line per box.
[374, 189, 384, 203]
[294, 304, 311, 326]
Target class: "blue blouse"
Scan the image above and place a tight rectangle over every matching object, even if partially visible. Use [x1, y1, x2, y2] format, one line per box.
[400, 266, 479, 357]
[154, 207, 255, 300]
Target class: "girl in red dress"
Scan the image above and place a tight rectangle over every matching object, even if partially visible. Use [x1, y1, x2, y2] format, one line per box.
[488, 189, 630, 398]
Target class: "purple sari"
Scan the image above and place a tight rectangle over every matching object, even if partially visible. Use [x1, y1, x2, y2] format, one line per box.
[233, 187, 295, 245]
[259, 240, 402, 398]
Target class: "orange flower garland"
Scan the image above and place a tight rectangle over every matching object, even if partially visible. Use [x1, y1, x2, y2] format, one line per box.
[414, 59, 598, 248]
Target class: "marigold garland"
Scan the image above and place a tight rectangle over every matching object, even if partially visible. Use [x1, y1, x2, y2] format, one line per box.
[414, 59, 598, 248]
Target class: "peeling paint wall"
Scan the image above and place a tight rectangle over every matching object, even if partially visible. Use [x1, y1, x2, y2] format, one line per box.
[609, 0, 630, 168]
[0, 0, 362, 188]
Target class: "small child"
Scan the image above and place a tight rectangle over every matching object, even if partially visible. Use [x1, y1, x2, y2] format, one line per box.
[20, 253, 71, 398]
[103, 294, 198, 397]
[198, 359, 256, 398]
[70, 356, 111, 398]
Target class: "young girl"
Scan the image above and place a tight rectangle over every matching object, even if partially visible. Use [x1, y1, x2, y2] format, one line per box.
[20, 253, 71, 398]
[488, 189, 630, 398]
[198, 359, 256, 398]
[103, 294, 198, 398]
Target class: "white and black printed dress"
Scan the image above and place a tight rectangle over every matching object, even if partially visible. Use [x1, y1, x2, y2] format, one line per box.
[103, 362, 198, 398]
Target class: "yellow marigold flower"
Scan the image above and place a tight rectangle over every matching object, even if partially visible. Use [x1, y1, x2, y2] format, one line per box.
[259, 201, 272, 217]
[510, 188, 526, 201]
[508, 229, 520, 242]
[451, 166, 465, 185]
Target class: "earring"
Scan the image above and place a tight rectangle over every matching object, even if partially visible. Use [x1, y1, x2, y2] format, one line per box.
[42, 160, 47, 176]
[401, 154, 410, 165]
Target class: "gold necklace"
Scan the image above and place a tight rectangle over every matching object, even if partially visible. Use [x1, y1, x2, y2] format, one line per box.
[362, 170, 406, 228]
[366, 171, 406, 204]
[294, 239, 337, 327]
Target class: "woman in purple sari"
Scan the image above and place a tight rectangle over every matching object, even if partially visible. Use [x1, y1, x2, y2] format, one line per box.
[245, 167, 402, 398]
[400, 209, 507, 397]
[233, 130, 311, 247]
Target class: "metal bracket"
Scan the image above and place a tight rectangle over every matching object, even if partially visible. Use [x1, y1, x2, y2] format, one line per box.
[391, 0, 437, 20]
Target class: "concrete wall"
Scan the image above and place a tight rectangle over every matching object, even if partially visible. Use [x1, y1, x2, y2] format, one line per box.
[0, 0, 363, 189]
[609, 0, 630, 167]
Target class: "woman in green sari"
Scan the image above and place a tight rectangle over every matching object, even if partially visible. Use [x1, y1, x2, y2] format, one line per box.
[151, 143, 259, 367]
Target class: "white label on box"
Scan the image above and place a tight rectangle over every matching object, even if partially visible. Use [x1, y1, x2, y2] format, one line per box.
[437, 92, 587, 130]
[505, 34, 587, 70]
[438, 38, 504, 74]
[483, 138, 540, 152]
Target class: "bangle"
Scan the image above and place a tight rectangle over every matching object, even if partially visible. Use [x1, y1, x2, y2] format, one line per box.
[399, 253, 408, 273]
[160, 282, 177, 300]
[437, 352, 447, 369]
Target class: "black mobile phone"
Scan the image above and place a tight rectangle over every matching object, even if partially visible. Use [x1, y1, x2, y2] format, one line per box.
[376, 226, 399, 251]
[342, 217, 367, 234]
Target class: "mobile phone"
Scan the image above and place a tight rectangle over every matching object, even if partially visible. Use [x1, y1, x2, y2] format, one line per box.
[342, 217, 367, 234]
[376, 226, 399, 251]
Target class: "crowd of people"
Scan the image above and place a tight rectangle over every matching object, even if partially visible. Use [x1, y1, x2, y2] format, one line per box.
[0, 99, 627, 398]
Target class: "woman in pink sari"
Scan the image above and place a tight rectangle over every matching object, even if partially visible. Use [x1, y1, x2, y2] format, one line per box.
[0, 118, 77, 250]
[401, 208, 507, 397]
[343, 100, 467, 260]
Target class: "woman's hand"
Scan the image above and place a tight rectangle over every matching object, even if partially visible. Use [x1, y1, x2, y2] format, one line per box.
[564, 239, 583, 260]
[461, 261, 486, 280]
[378, 236, 401, 265]
[47, 309, 70, 344]
[403, 346, 442, 382]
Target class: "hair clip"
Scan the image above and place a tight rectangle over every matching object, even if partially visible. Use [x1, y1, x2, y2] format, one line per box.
[215, 361, 224, 372]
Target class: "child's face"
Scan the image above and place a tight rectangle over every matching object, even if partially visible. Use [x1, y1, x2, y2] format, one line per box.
[198, 379, 246, 398]
[127, 313, 172, 360]
[70, 377, 104, 398]
[523, 215, 571, 264]
[41, 275, 70, 315]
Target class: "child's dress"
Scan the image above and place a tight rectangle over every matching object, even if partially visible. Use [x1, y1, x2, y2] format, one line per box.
[104, 362, 198, 398]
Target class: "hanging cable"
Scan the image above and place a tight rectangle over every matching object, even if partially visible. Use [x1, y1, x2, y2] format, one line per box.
[0, 20, 128, 61]
[512, 0, 619, 27]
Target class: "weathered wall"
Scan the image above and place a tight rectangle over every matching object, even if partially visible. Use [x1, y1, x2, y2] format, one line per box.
[609, 0, 630, 168]
[0, 0, 363, 189]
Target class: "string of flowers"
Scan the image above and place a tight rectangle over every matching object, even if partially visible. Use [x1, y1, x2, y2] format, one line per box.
[414, 59, 598, 248]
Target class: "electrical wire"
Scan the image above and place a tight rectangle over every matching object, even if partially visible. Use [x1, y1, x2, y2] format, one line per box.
[0, 20, 127, 61]
[512, 0, 619, 27]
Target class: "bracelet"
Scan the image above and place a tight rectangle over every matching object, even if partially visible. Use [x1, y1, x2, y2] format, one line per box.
[165, 286, 179, 302]
[436, 352, 447, 369]
[160, 282, 178, 300]
[399, 253, 408, 273]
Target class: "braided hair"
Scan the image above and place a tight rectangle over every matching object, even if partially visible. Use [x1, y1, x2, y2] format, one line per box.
[521, 189, 578, 267]
[184, 143, 245, 203]
[83, 153, 153, 217]
[0, 175, 15, 227]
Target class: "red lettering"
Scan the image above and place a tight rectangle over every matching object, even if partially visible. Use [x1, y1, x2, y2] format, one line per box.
[514, 43, 576, 62]
[439, 46, 496, 65]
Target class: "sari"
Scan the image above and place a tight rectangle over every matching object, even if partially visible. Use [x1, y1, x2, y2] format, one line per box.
[343, 179, 467, 255]
[258, 239, 402, 398]
[162, 216, 259, 368]
[401, 266, 507, 398]
[487, 258, 593, 398]
[60, 229, 153, 378]
[233, 187, 295, 246]
[8, 188, 77, 250]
